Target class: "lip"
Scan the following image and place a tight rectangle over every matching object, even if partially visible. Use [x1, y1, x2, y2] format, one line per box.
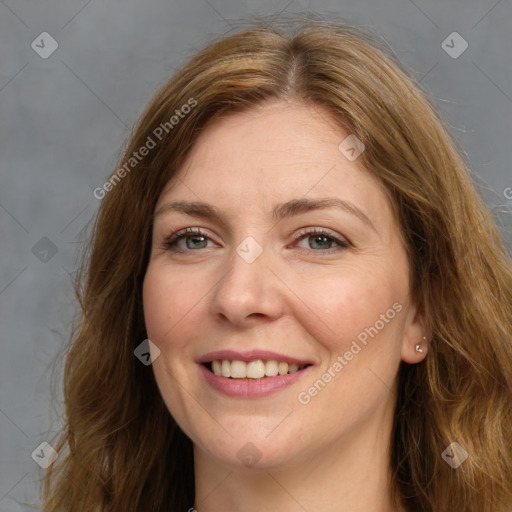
[198, 363, 313, 398]
[196, 350, 312, 366]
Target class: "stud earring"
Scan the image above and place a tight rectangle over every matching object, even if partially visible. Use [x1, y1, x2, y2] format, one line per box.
[416, 336, 428, 353]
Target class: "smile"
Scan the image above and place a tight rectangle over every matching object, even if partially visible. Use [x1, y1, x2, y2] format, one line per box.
[197, 350, 314, 398]
[207, 359, 309, 378]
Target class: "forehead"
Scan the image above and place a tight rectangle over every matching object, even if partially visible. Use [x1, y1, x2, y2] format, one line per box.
[156, 102, 393, 232]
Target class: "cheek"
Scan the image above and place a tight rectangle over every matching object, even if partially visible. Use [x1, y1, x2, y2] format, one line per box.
[142, 267, 195, 407]
[295, 267, 405, 354]
[142, 265, 196, 347]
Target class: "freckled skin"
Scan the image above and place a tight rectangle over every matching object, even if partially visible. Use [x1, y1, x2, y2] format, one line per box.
[143, 101, 424, 511]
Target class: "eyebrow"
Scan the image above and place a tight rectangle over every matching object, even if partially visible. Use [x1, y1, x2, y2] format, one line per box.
[154, 197, 377, 232]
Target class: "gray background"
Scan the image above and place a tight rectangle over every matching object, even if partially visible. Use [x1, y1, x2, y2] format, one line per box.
[1, 0, 511, 509]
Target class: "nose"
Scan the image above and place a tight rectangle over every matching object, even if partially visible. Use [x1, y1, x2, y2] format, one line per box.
[209, 239, 286, 327]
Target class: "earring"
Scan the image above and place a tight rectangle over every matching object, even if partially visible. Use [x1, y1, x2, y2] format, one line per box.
[416, 336, 427, 353]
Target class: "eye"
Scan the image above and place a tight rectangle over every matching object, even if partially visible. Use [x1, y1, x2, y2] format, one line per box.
[162, 227, 351, 255]
[163, 227, 216, 252]
[292, 228, 350, 255]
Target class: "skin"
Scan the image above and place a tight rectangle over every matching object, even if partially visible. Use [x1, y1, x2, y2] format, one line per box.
[142, 100, 427, 512]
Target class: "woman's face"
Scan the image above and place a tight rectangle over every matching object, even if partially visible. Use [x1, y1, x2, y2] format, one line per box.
[143, 101, 424, 470]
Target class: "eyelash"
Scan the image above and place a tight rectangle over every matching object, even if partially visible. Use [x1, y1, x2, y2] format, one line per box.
[162, 227, 351, 256]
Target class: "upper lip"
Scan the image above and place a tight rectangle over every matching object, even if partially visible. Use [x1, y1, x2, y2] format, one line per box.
[196, 350, 313, 366]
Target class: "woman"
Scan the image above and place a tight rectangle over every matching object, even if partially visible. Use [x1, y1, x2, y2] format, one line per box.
[41, 16, 512, 512]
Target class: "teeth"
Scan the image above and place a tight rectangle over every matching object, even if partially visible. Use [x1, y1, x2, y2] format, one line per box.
[212, 360, 222, 375]
[210, 359, 307, 378]
[221, 360, 231, 378]
[247, 360, 265, 379]
[231, 360, 247, 378]
[265, 360, 279, 377]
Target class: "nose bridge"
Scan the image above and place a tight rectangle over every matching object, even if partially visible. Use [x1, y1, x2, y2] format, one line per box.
[210, 232, 284, 323]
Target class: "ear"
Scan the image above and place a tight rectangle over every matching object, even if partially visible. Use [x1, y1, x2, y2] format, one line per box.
[400, 298, 429, 364]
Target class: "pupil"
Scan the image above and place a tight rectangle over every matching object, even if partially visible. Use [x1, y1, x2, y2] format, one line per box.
[188, 236, 206, 249]
[312, 235, 330, 249]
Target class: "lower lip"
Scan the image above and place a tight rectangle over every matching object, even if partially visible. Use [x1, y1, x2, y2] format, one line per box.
[199, 364, 312, 398]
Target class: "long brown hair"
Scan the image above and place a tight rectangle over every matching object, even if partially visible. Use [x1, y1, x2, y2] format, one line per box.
[41, 14, 512, 511]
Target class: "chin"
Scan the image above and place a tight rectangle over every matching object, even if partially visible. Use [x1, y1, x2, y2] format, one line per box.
[193, 429, 304, 471]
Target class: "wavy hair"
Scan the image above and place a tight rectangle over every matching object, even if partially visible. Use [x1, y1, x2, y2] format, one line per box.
[41, 14, 512, 511]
